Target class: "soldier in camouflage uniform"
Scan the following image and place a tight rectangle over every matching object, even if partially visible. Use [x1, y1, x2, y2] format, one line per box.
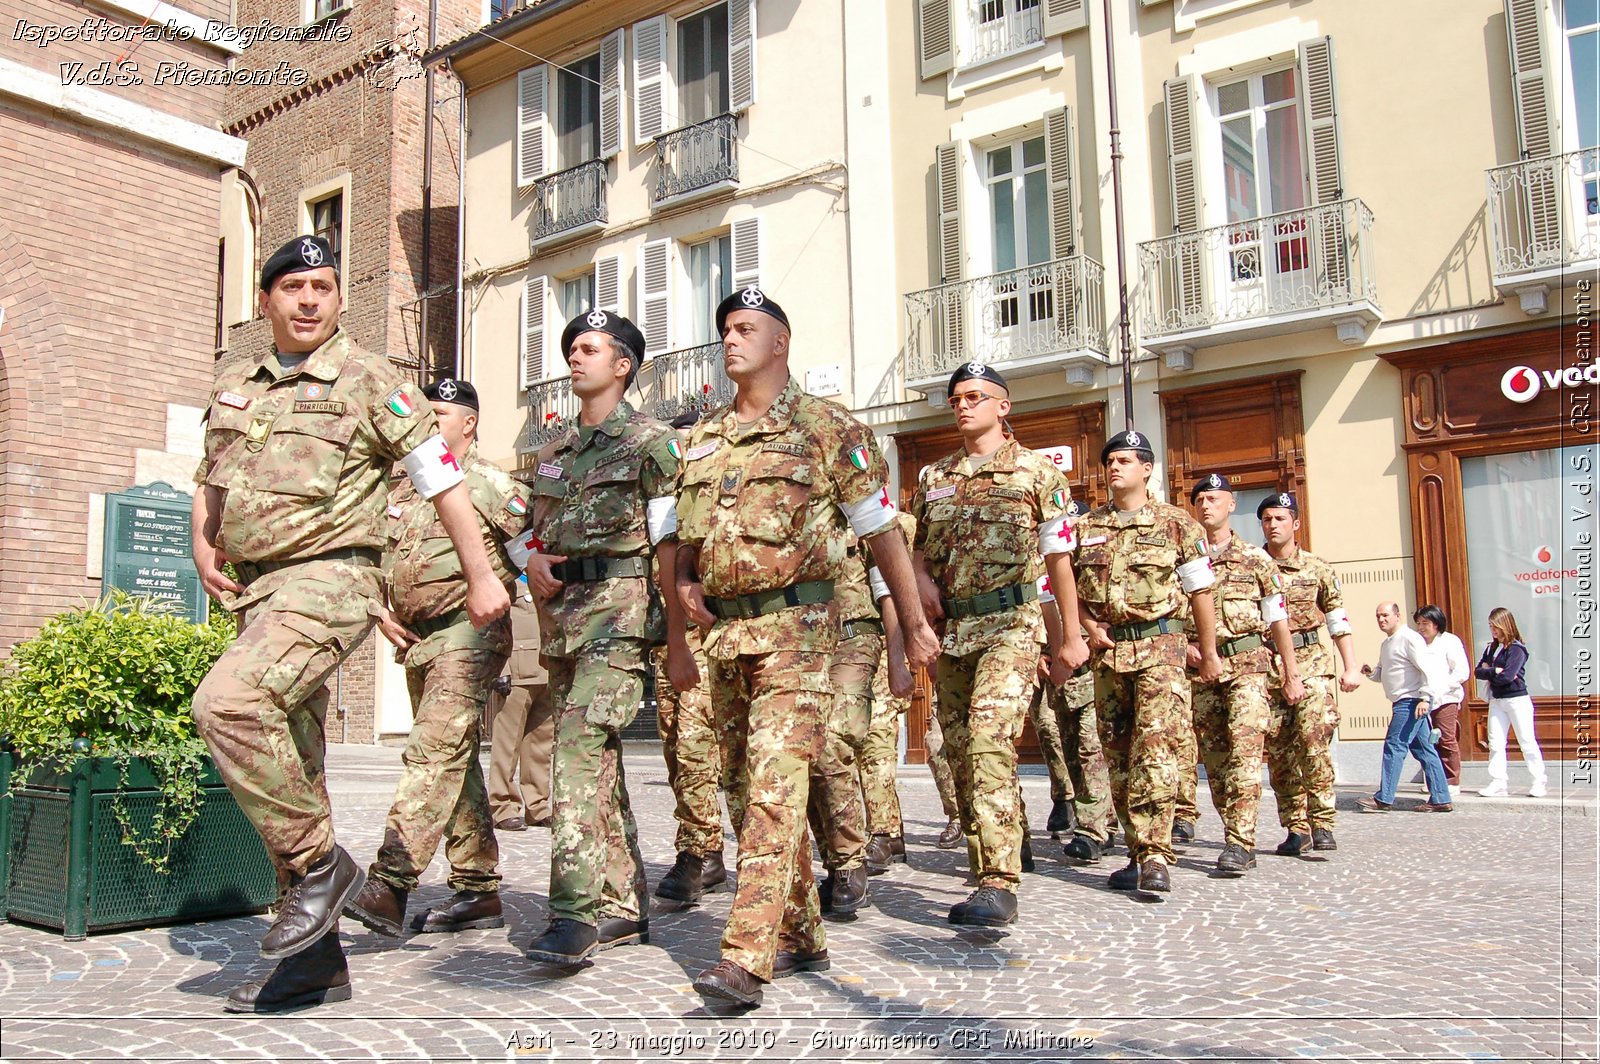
[1183, 474, 1305, 874]
[1027, 667, 1077, 837]
[191, 236, 509, 1013]
[1056, 664, 1115, 861]
[677, 288, 936, 1007]
[343, 378, 527, 934]
[860, 640, 913, 871]
[1071, 429, 1219, 896]
[911, 362, 1088, 927]
[515, 310, 681, 968]
[926, 707, 963, 847]
[1259, 492, 1361, 857]
[654, 412, 730, 905]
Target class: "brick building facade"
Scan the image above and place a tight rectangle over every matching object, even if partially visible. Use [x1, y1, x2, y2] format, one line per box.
[220, 0, 479, 741]
[0, 0, 245, 652]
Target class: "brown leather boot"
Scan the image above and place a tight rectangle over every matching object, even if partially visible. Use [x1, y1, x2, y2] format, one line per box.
[411, 890, 504, 933]
[343, 878, 407, 937]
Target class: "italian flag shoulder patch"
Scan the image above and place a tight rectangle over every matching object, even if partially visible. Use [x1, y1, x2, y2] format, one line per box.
[385, 389, 414, 418]
[1051, 488, 1066, 509]
[848, 444, 869, 471]
[506, 496, 528, 516]
[667, 438, 683, 460]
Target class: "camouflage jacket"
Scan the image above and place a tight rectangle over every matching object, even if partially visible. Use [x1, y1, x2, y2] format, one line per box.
[383, 443, 525, 664]
[1186, 532, 1282, 682]
[1270, 546, 1345, 679]
[677, 377, 892, 659]
[911, 438, 1071, 657]
[196, 328, 441, 612]
[1073, 500, 1211, 672]
[529, 400, 678, 657]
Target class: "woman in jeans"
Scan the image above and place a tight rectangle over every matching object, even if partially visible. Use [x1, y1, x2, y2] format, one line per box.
[1414, 605, 1469, 799]
[1474, 607, 1548, 798]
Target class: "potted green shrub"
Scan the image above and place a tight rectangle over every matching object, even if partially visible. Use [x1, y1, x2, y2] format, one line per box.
[0, 592, 277, 939]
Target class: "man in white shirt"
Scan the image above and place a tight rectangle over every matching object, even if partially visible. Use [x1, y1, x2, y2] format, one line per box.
[1356, 603, 1454, 812]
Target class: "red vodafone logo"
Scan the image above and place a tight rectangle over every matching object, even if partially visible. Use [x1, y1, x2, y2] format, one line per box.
[1536, 545, 1553, 564]
[1500, 365, 1541, 403]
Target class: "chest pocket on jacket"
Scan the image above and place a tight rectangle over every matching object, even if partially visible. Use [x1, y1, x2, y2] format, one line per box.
[1218, 574, 1262, 632]
[259, 411, 359, 499]
[1125, 540, 1177, 607]
[580, 457, 644, 538]
[964, 487, 1032, 566]
[1074, 540, 1113, 602]
[202, 401, 256, 487]
[742, 449, 815, 543]
[1283, 577, 1321, 628]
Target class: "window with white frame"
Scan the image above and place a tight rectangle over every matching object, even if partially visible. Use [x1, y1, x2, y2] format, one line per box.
[306, 0, 349, 23]
[1563, 0, 1598, 212]
[687, 233, 734, 344]
[516, 34, 623, 187]
[678, 3, 730, 126]
[308, 190, 345, 277]
[982, 133, 1055, 337]
[966, 0, 1043, 67]
[555, 55, 602, 169]
[1214, 68, 1309, 286]
[561, 273, 595, 322]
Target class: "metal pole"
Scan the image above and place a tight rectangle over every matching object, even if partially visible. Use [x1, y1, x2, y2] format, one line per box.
[1102, 0, 1135, 432]
[418, 0, 439, 387]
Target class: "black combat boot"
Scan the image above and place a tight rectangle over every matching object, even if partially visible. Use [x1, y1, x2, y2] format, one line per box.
[949, 886, 1017, 927]
[655, 851, 707, 902]
[1020, 836, 1036, 873]
[1107, 860, 1140, 891]
[1063, 834, 1103, 864]
[1215, 843, 1256, 875]
[596, 916, 649, 950]
[224, 931, 350, 1013]
[1046, 798, 1077, 836]
[1275, 831, 1312, 857]
[1172, 819, 1196, 843]
[524, 919, 599, 966]
[1311, 828, 1338, 851]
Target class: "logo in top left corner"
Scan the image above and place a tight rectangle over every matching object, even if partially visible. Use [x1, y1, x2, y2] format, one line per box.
[299, 238, 325, 267]
[1500, 365, 1541, 403]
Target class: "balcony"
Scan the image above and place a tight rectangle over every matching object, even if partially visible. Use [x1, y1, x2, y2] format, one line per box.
[1487, 147, 1600, 315]
[961, 1, 1043, 67]
[654, 114, 739, 208]
[528, 159, 607, 247]
[903, 255, 1108, 395]
[1138, 197, 1380, 362]
[517, 375, 579, 455]
[637, 341, 734, 422]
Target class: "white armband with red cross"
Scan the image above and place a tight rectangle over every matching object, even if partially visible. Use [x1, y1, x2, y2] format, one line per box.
[1326, 607, 1352, 637]
[1260, 592, 1287, 625]
[646, 496, 678, 544]
[1037, 574, 1055, 604]
[1039, 514, 1075, 555]
[868, 566, 890, 602]
[504, 530, 543, 571]
[840, 486, 897, 539]
[1177, 556, 1215, 594]
[402, 434, 465, 500]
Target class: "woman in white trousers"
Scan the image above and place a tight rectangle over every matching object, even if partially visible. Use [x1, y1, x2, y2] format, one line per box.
[1474, 607, 1547, 798]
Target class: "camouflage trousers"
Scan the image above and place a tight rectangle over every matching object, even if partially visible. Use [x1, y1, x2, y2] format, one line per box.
[1095, 661, 1192, 866]
[934, 632, 1037, 891]
[1266, 674, 1340, 833]
[808, 631, 882, 870]
[709, 650, 829, 982]
[653, 642, 724, 858]
[860, 649, 907, 836]
[1191, 672, 1272, 849]
[371, 646, 505, 893]
[1173, 699, 1203, 826]
[1028, 682, 1074, 804]
[926, 713, 960, 819]
[1052, 673, 1112, 843]
[191, 560, 378, 879]
[546, 639, 649, 925]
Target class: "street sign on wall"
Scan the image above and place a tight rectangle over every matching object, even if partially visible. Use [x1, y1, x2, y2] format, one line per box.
[102, 482, 206, 624]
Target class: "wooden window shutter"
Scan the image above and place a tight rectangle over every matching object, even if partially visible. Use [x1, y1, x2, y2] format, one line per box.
[935, 140, 964, 362]
[918, 0, 954, 80]
[731, 217, 762, 290]
[1162, 75, 1202, 318]
[599, 30, 625, 160]
[516, 65, 549, 187]
[1043, 0, 1087, 36]
[1297, 36, 1345, 206]
[595, 256, 622, 315]
[1504, 0, 1562, 254]
[519, 274, 550, 388]
[729, 0, 758, 113]
[633, 16, 670, 146]
[1044, 107, 1077, 258]
[638, 239, 673, 355]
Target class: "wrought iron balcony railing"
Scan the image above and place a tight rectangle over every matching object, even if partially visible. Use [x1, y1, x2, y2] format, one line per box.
[520, 374, 579, 453]
[1487, 146, 1600, 285]
[1138, 197, 1378, 343]
[962, 0, 1043, 67]
[636, 341, 733, 422]
[529, 159, 608, 245]
[654, 113, 739, 207]
[904, 255, 1107, 390]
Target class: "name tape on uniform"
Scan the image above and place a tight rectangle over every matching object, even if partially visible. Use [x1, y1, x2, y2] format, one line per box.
[686, 441, 720, 461]
[537, 462, 564, 480]
[925, 484, 958, 502]
[1079, 535, 1108, 547]
[218, 391, 250, 409]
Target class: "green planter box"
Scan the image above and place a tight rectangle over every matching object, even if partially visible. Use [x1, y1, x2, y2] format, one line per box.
[5, 754, 276, 939]
[0, 748, 13, 922]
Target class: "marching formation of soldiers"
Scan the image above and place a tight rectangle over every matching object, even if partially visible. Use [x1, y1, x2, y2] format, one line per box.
[190, 235, 1359, 1014]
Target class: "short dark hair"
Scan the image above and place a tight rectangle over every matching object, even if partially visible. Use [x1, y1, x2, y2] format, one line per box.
[1413, 604, 1449, 632]
[607, 334, 641, 387]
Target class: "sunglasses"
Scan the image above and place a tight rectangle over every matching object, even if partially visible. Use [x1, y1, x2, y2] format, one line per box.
[949, 391, 998, 410]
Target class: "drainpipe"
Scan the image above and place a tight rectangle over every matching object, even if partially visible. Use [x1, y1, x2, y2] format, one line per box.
[418, 0, 439, 386]
[1102, 0, 1135, 431]
[450, 56, 467, 378]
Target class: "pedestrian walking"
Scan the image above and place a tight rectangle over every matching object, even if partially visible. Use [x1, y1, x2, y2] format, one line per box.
[1474, 607, 1548, 798]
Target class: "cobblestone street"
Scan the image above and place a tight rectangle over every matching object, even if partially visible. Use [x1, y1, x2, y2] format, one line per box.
[1, 744, 1595, 1062]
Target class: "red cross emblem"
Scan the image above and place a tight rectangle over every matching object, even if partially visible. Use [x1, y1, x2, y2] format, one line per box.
[878, 487, 892, 508]
[1057, 523, 1073, 542]
[439, 449, 461, 473]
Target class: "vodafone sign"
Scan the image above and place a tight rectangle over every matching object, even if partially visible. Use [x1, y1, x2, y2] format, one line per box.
[1500, 363, 1600, 403]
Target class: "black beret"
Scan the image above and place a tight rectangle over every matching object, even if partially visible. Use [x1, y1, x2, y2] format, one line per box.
[946, 360, 1009, 398]
[260, 235, 337, 290]
[716, 286, 790, 335]
[560, 309, 646, 366]
[1190, 471, 1232, 502]
[423, 378, 479, 411]
[1257, 491, 1299, 518]
[1100, 429, 1155, 464]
